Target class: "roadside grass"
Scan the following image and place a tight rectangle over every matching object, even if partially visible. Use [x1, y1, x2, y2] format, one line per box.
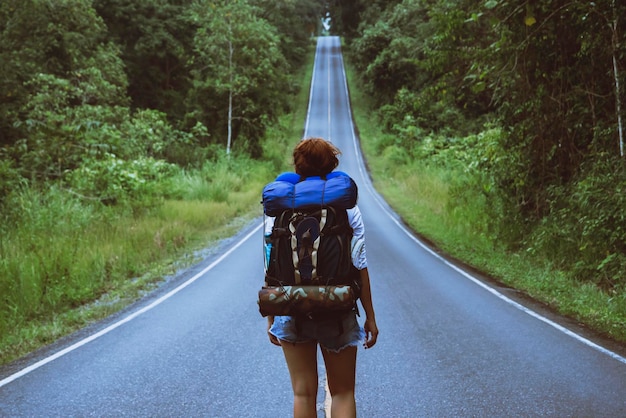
[0, 171, 263, 365]
[0, 41, 315, 367]
[345, 63, 626, 343]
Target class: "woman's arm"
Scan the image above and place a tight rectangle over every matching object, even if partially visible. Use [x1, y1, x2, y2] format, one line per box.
[347, 206, 378, 347]
[265, 276, 281, 346]
[358, 267, 378, 349]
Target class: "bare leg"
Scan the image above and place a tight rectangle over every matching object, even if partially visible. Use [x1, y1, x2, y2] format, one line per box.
[322, 345, 357, 418]
[281, 340, 319, 418]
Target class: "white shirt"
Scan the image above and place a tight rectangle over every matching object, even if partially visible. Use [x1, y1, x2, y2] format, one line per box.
[347, 206, 367, 270]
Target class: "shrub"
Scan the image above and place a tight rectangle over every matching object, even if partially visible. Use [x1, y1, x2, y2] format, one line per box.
[528, 154, 626, 290]
[66, 154, 179, 207]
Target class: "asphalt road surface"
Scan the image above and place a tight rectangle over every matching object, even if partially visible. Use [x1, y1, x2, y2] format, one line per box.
[1, 36, 626, 417]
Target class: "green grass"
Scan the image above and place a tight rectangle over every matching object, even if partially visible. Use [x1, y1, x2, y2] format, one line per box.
[345, 61, 626, 344]
[0, 170, 262, 364]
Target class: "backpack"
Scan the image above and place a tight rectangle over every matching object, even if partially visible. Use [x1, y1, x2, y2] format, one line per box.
[266, 205, 354, 286]
[259, 173, 360, 317]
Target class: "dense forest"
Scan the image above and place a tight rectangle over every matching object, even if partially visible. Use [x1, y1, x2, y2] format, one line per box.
[0, 0, 324, 359]
[0, 0, 322, 183]
[333, 0, 626, 293]
[0, 0, 625, 359]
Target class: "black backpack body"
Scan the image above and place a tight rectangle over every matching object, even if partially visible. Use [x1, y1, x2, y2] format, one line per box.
[265, 205, 354, 287]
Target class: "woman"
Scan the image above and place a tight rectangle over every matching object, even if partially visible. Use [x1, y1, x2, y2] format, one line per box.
[267, 137, 379, 418]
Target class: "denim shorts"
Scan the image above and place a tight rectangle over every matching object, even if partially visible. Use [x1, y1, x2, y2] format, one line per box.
[269, 311, 365, 352]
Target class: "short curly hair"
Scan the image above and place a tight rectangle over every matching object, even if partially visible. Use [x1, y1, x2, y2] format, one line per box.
[293, 137, 341, 177]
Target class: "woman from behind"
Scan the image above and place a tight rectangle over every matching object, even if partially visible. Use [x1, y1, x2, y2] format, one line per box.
[266, 137, 379, 418]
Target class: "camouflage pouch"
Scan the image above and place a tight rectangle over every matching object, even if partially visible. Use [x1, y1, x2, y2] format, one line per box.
[257, 285, 355, 317]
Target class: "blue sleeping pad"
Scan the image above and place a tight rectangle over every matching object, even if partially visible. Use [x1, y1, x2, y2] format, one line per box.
[262, 171, 358, 217]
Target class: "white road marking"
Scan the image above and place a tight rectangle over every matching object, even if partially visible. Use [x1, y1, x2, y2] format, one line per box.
[327, 44, 332, 142]
[307, 37, 334, 415]
[0, 224, 263, 388]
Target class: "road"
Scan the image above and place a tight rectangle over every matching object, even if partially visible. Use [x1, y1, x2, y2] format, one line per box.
[1, 36, 626, 417]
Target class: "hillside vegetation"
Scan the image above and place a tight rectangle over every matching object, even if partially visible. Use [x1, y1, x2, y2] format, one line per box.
[335, 0, 626, 342]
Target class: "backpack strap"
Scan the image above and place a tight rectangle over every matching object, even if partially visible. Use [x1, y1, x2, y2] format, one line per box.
[289, 209, 327, 283]
[270, 210, 292, 282]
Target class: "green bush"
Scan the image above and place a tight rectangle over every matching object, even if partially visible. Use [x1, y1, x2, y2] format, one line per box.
[528, 155, 626, 290]
[66, 154, 178, 207]
[118, 110, 208, 167]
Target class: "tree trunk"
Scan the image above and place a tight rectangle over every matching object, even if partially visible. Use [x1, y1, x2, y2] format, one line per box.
[611, 0, 624, 157]
[227, 23, 234, 155]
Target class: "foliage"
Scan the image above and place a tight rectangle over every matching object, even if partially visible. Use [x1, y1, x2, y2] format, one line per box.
[253, 0, 324, 69]
[186, 0, 291, 156]
[347, 60, 626, 341]
[348, 1, 428, 106]
[0, 0, 128, 147]
[0, 153, 26, 207]
[67, 154, 179, 207]
[0, 0, 322, 209]
[12, 87, 128, 182]
[481, 1, 626, 221]
[327, 0, 390, 39]
[117, 109, 208, 167]
[528, 154, 626, 290]
[1, 0, 322, 182]
[344, 0, 626, 293]
[348, 0, 494, 136]
[94, 0, 196, 121]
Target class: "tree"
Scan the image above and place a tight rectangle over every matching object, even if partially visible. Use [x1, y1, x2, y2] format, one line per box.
[0, 0, 126, 148]
[478, 0, 625, 220]
[608, 0, 624, 157]
[349, 0, 493, 134]
[253, 0, 326, 68]
[187, 0, 290, 156]
[0, 0, 129, 179]
[94, 0, 196, 121]
[347, 0, 625, 219]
